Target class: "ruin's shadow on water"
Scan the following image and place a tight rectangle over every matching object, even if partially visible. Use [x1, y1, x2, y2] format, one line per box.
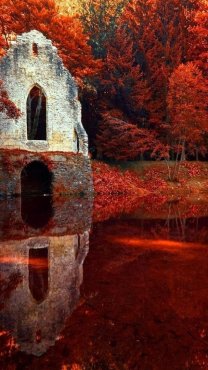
[1, 196, 208, 369]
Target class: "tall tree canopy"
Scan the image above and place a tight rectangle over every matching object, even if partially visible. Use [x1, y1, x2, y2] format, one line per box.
[168, 62, 208, 158]
[0, 0, 101, 80]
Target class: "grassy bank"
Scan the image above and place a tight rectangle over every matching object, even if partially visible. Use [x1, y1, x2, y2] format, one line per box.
[92, 160, 208, 222]
[106, 160, 208, 199]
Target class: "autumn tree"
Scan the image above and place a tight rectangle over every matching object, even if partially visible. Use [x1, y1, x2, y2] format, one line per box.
[147, 0, 188, 125]
[120, 0, 156, 69]
[46, 15, 101, 81]
[121, 0, 201, 127]
[55, 0, 81, 15]
[100, 27, 150, 122]
[0, 0, 206, 161]
[0, 0, 102, 149]
[167, 62, 208, 161]
[79, 0, 128, 59]
[0, 1, 21, 119]
[0, 0, 101, 81]
[84, 26, 151, 156]
[96, 112, 157, 160]
[191, 0, 208, 76]
[0, 0, 14, 52]
[120, 1, 158, 121]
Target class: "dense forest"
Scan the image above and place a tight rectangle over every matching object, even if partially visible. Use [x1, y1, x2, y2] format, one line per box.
[0, 0, 207, 161]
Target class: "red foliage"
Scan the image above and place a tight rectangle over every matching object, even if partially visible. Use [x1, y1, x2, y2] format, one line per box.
[96, 112, 157, 160]
[0, 0, 101, 81]
[93, 193, 143, 223]
[0, 34, 6, 57]
[91, 159, 208, 222]
[5, 213, 208, 369]
[0, 149, 82, 178]
[0, 149, 55, 175]
[100, 27, 151, 120]
[0, 81, 21, 119]
[92, 160, 150, 223]
[167, 62, 208, 158]
[122, 0, 200, 126]
[79, 0, 128, 57]
[181, 161, 208, 178]
[92, 160, 146, 195]
[143, 166, 168, 193]
[191, 1, 208, 77]
[0, 0, 207, 161]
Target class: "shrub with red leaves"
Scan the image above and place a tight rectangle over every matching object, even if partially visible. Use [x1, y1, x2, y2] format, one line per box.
[143, 166, 167, 193]
[181, 162, 208, 178]
[92, 161, 149, 222]
[92, 160, 146, 195]
[0, 81, 21, 119]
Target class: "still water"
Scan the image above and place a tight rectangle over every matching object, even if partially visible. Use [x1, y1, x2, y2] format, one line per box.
[0, 195, 208, 370]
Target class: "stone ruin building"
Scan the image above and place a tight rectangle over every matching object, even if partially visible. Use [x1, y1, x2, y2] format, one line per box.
[0, 30, 92, 196]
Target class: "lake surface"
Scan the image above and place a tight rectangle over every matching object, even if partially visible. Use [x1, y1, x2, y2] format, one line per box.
[0, 196, 208, 370]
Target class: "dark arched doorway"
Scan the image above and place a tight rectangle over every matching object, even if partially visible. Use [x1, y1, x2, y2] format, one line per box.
[21, 161, 52, 196]
[21, 161, 53, 228]
[29, 247, 49, 304]
[27, 85, 46, 140]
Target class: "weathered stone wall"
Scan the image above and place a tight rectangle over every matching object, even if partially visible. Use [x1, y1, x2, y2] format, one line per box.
[0, 30, 88, 155]
[0, 149, 93, 197]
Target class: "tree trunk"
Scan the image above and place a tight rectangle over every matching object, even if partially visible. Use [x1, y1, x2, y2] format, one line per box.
[181, 140, 186, 161]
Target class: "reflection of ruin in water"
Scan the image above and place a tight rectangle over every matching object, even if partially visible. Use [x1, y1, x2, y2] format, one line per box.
[21, 195, 54, 229]
[29, 246, 49, 303]
[0, 195, 92, 356]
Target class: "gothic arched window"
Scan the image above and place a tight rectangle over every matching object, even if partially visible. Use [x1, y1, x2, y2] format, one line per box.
[27, 86, 46, 140]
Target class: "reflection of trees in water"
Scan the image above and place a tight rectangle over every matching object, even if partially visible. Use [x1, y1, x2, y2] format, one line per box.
[2, 217, 207, 370]
[163, 201, 208, 243]
[105, 214, 208, 245]
[147, 217, 208, 244]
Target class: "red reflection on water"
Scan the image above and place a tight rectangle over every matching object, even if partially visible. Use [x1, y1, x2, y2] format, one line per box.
[1, 217, 208, 369]
[111, 237, 205, 252]
[0, 256, 49, 267]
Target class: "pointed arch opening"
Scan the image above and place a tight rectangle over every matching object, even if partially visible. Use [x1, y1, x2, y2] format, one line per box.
[27, 85, 46, 140]
[21, 161, 52, 196]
